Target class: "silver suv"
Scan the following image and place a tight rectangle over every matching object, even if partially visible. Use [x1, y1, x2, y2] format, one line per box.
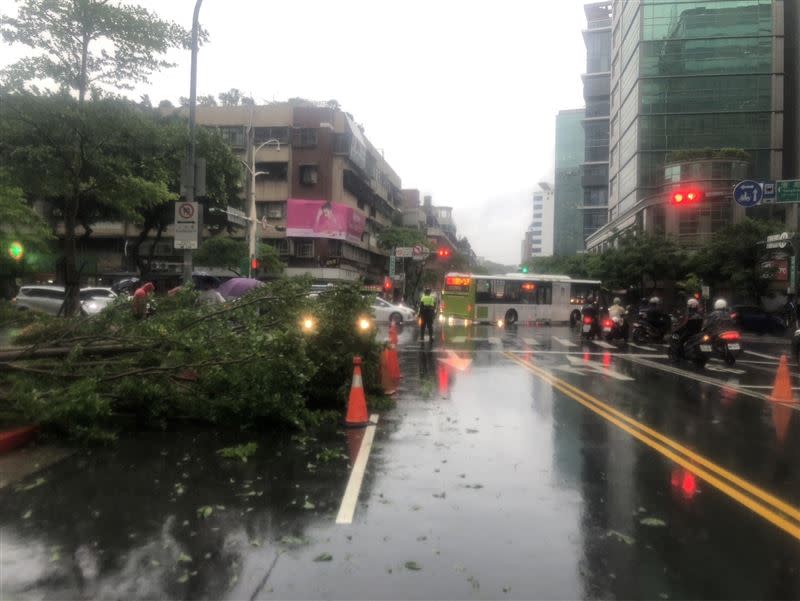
[13, 285, 116, 316]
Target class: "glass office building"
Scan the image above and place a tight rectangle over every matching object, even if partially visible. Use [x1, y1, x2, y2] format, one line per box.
[554, 109, 587, 255]
[592, 0, 783, 250]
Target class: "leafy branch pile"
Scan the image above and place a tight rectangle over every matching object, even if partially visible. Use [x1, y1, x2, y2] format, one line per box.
[1, 280, 381, 443]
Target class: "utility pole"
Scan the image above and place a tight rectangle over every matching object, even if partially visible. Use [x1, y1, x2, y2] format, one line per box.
[182, 0, 204, 284]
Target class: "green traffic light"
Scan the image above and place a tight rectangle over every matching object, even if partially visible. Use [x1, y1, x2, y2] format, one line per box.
[8, 241, 24, 261]
[521, 266, 529, 273]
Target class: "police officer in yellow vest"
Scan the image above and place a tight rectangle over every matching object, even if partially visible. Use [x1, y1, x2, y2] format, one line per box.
[419, 288, 437, 341]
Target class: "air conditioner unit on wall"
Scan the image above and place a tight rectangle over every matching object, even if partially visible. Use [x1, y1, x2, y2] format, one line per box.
[267, 209, 283, 219]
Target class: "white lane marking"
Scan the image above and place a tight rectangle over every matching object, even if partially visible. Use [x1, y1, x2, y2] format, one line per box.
[523, 338, 541, 347]
[552, 337, 577, 348]
[628, 342, 657, 351]
[744, 350, 782, 361]
[449, 336, 467, 343]
[398, 349, 667, 358]
[488, 337, 502, 346]
[336, 414, 379, 525]
[564, 354, 635, 381]
[706, 364, 747, 375]
[740, 385, 800, 391]
[592, 340, 616, 349]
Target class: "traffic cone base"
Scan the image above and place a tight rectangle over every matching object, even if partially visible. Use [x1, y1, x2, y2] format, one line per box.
[770, 354, 795, 404]
[388, 344, 401, 381]
[345, 357, 369, 428]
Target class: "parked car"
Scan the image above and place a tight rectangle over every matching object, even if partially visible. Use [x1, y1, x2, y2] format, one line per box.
[730, 305, 785, 335]
[12, 285, 116, 316]
[371, 297, 416, 324]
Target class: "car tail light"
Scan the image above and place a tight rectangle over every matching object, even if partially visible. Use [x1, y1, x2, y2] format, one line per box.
[602, 319, 612, 328]
[730, 312, 738, 320]
[583, 316, 593, 324]
[719, 330, 741, 341]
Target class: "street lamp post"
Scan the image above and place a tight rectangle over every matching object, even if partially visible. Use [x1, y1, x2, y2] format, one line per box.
[183, 0, 204, 284]
[242, 135, 281, 277]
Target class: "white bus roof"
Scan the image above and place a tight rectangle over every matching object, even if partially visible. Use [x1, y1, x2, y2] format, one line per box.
[445, 272, 600, 284]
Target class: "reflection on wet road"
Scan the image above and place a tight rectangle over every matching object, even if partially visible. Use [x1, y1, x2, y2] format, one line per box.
[2, 324, 800, 599]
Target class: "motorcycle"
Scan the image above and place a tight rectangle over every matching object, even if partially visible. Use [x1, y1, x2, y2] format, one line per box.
[709, 329, 742, 365]
[631, 313, 671, 344]
[668, 330, 712, 368]
[581, 314, 600, 341]
[792, 329, 800, 366]
[601, 315, 627, 342]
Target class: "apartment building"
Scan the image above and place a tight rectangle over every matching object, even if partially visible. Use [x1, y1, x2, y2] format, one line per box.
[522, 183, 554, 262]
[554, 109, 587, 255]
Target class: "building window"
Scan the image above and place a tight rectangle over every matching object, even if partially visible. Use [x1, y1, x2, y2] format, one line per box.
[255, 162, 288, 181]
[254, 127, 290, 145]
[299, 165, 319, 186]
[294, 128, 318, 148]
[533, 212, 543, 218]
[257, 202, 286, 219]
[217, 126, 246, 147]
[296, 239, 314, 258]
[584, 188, 608, 206]
[266, 239, 291, 256]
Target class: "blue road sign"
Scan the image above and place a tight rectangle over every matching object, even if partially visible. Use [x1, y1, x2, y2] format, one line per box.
[733, 180, 763, 207]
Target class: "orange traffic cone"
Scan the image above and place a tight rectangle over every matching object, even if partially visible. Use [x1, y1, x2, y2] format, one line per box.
[380, 347, 397, 395]
[388, 343, 401, 381]
[389, 321, 399, 345]
[345, 356, 369, 427]
[772, 403, 793, 445]
[770, 354, 795, 403]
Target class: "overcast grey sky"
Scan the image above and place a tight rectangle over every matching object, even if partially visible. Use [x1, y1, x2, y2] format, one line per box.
[1, 0, 588, 264]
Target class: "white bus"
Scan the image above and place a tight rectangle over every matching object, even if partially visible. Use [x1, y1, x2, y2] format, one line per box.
[440, 272, 601, 326]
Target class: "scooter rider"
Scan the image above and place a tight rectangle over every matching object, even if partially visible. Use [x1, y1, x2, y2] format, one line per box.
[644, 296, 670, 335]
[704, 298, 735, 335]
[673, 298, 704, 350]
[581, 295, 601, 336]
[608, 297, 628, 337]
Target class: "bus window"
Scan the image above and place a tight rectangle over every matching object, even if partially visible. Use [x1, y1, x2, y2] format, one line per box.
[476, 279, 491, 303]
[505, 281, 521, 303]
[520, 281, 537, 304]
[535, 283, 552, 305]
[491, 279, 506, 301]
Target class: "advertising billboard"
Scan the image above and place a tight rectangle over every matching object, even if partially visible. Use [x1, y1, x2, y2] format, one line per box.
[286, 199, 366, 243]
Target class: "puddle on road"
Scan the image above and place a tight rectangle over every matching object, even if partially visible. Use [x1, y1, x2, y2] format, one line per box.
[0, 427, 352, 600]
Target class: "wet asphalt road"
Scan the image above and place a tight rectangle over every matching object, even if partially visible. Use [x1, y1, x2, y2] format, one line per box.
[2, 324, 800, 599]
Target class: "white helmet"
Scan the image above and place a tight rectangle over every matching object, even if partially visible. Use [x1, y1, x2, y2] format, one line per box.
[714, 299, 728, 311]
[613, 297, 621, 305]
[687, 298, 700, 310]
[649, 296, 661, 305]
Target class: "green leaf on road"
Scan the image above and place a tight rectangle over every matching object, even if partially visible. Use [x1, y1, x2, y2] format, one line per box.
[303, 499, 315, 510]
[314, 553, 333, 562]
[177, 573, 189, 584]
[279, 535, 310, 547]
[178, 552, 192, 563]
[405, 561, 422, 571]
[217, 442, 258, 463]
[607, 530, 635, 545]
[22, 510, 32, 519]
[197, 505, 213, 518]
[16, 477, 46, 492]
[640, 517, 667, 527]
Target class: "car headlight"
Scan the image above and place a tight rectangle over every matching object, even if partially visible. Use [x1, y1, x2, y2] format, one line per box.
[85, 301, 99, 312]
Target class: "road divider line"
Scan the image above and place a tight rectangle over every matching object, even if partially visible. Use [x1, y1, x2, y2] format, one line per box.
[592, 340, 616, 349]
[504, 352, 800, 534]
[745, 350, 782, 361]
[335, 414, 379, 525]
[552, 337, 577, 348]
[628, 342, 657, 351]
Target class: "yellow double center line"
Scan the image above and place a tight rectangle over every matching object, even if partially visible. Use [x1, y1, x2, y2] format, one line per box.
[504, 351, 800, 541]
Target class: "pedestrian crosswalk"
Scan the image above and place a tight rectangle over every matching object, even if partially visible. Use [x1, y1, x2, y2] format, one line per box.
[432, 333, 665, 353]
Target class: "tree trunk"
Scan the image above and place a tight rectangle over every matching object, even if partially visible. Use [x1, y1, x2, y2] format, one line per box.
[62, 193, 81, 317]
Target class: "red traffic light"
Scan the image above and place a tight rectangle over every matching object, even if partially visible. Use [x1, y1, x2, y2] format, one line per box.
[671, 189, 703, 205]
[437, 247, 451, 258]
[251, 258, 261, 270]
[383, 276, 392, 290]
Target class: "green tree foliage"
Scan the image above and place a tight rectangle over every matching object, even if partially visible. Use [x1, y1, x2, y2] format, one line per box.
[0, 0, 190, 315]
[0, 0, 190, 102]
[690, 218, 782, 302]
[194, 237, 247, 271]
[0, 173, 53, 298]
[376, 227, 431, 251]
[257, 243, 285, 276]
[3, 280, 381, 442]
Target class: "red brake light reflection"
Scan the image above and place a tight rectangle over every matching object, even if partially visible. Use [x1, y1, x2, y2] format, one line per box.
[583, 316, 593, 324]
[719, 331, 741, 341]
[603, 319, 612, 327]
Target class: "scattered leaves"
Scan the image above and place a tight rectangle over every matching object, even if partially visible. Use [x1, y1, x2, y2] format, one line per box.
[16, 477, 46, 492]
[404, 561, 422, 571]
[640, 517, 667, 527]
[314, 553, 333, 562]
[217, 442, 258, 463]
[197, 506, 213, 519]
[607, 530, 635, 545]
[177, 552, 192, 563]
[22, 510, 32, 520]
[280, 535, 309, 547]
